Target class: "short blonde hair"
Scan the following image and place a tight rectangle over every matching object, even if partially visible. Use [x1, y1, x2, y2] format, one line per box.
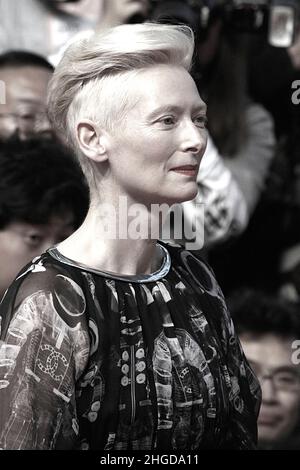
[47, 22, 195, 183]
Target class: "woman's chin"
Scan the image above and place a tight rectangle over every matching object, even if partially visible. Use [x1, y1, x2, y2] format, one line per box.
[173, 187, 198, 204]
[146, 185, 198, 205]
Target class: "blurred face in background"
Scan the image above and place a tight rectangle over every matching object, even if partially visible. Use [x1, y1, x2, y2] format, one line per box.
[50, 0, 102, 22]
[0, 213, 75, 299]
[240, 333, 300, 448]
[102, 0, 149, 23]
[0, 66, 52, 140]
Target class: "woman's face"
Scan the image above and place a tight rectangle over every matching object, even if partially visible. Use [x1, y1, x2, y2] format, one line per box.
[106, 64, 207, 206]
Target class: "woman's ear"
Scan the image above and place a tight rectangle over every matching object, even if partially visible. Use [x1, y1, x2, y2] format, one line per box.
[77, 119, 109, 163]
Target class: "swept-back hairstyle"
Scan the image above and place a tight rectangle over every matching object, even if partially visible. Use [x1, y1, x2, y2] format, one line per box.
[47, 22, 195, 185]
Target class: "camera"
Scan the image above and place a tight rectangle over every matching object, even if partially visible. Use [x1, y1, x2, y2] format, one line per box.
[150, 0, 300, 47]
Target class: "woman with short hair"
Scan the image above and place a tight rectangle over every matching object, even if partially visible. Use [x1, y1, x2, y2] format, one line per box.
[0, 22, 260, 450]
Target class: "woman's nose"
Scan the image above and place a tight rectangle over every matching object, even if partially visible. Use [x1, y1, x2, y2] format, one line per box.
[181, 120, 207, 155]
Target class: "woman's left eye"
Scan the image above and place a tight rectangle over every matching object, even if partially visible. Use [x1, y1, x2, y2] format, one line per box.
[193, 115, 208, 128]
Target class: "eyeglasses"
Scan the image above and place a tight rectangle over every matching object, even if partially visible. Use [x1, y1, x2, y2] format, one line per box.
[0, 110, 49, 122]
[0, 110, 51, 137]
[251, 364, 300, 392]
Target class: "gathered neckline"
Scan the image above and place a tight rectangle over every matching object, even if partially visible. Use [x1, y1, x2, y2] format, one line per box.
[47, 242, 171, 283]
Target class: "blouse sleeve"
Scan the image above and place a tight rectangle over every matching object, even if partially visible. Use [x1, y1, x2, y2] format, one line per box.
[179, 247, 261, 448]
[169, 245, 262, 449]
[0, 265, 89, 450]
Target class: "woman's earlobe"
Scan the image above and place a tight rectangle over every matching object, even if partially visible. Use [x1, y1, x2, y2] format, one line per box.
[77, 120, 108, 162]
[97, 135, 108, 156]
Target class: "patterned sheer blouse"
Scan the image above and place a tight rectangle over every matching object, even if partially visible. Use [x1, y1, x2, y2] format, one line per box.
[0, 242, 261, 450]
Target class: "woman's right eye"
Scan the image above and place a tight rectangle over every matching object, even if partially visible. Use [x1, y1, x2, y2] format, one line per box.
[160, 116, 175, 126]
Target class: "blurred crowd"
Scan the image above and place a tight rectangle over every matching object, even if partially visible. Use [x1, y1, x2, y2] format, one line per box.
[0, 0, 300, 450]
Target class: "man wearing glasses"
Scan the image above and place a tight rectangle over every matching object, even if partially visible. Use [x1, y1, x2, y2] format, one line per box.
[229, 289, 300, 450]
[0, 51, 53, 140]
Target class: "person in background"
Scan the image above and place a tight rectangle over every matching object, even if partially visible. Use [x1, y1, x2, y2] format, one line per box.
[151, 2, 275, 218]
[49, 0, 150, 66]
[0, 50, 54, 140]
[198, 20, 276, 291]
[0, 22, 260, 450]
[98, 0, 149, 29]
[176, 134, 249, 249]
[229, 289, 300, 450]
[151, 3, 275, 270]
[164, 133, 249, 249]
[0, 136, 89, 299]
[236, 21, 300, 296]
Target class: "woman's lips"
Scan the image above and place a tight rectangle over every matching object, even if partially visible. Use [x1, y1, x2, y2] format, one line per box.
[170, 165, 198, 176]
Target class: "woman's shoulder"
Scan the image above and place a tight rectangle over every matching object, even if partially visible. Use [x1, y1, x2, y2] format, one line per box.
[9, 252, 84, 298]
[160, 240, 214, 271]
[160, 240, 223, 293]
[161, 241, 234, 347]
[0, 252, 90, 388]
[0, 252, 88, 338]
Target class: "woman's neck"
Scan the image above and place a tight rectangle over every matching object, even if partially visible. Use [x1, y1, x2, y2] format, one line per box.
[58, 196, 165, 276]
